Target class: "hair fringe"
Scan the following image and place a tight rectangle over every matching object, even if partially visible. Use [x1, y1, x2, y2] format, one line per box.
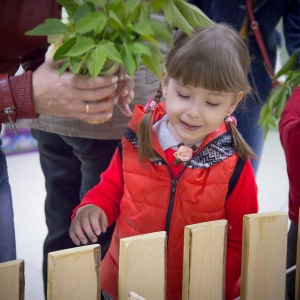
[227, 122, 257, 160]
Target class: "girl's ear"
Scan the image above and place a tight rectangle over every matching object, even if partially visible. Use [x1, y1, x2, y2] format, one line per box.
[161, 70, 169, 97]
[228, 91, 244, 114]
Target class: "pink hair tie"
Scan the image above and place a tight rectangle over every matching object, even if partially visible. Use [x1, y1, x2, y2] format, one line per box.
[143, 97, 157, 112]
[225, 115, 237, 126]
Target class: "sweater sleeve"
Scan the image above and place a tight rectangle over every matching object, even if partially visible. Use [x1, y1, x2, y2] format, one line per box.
[9, 72, 39, 119]
[71, 147, 124, 226]
[279, 86, 300, 223]
[225, 160, 258, 299]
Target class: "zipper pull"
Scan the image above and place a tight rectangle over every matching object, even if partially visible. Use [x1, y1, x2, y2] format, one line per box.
[4, 106, 17, 135]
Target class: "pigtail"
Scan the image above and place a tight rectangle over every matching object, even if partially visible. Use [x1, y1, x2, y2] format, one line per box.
[226, 119, 257, 160]
[137, 86, 163, 163]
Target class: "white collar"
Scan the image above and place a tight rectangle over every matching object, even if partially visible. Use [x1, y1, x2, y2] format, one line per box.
[153, 115, 203, 151]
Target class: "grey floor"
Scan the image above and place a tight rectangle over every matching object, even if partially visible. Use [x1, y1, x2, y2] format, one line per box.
[7, 128, 289, 300]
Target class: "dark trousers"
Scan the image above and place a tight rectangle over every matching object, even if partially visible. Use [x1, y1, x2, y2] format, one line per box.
[31, 129, 118, 297]
[286, 221, 298, 300]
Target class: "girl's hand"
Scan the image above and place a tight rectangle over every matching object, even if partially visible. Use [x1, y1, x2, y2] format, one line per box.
[69, 204, 108, 246]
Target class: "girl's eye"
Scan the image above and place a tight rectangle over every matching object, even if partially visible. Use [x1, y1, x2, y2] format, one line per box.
[177, 92, 189, 99]
[207, 102, 220, 107]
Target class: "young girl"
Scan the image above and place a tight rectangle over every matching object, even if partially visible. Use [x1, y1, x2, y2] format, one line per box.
[69, 23, 258, 300]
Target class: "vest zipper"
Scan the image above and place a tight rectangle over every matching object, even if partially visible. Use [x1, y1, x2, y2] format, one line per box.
[164, 178, 178, 235]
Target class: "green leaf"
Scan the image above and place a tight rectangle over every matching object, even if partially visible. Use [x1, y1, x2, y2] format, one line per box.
[288, 70, 300, 90]
[73, 11, 106, 35]
[258, 104, 271, 127]
[133, 53, 142, 71]
[120, 45, 135, 77]
[87, 0, 107, 6]
[163, 0, 194, 36]
[53, 37, 77, 61]
[108, 10, 125, 30]
[57, 0, 82, 18]
[139, 2, 151, 22]
[274, 89, 289, 119]
[66, 36, 95, 56]
[151, 0, 167, 12]
[275, 51, 298, 79]
[87, 47, 107, 78]
[100, 41, 123, 64]
[267, 85, 286, 110]
[149, 20, 173, 46]
[69, 55, 86, 74]
[59, 60, 70, 77]
[132, 21, 154, 36]
[174, 0, 214, 28]
[106, 0, 125, 18]
[124, 0, 143, 19]
[74, 2, 95, 23]
[141, 47, 162, 79]
[25, 19, 67, 36]
[130, 42, 152, 57]
[263, 125, 269, 140]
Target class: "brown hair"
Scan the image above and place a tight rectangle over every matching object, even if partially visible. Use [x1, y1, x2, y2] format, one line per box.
[138, 23, 256, 161]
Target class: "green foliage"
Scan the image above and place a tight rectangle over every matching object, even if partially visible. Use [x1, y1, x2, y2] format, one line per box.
[26, 0, 214, 79]
[258, 50, 300, 139]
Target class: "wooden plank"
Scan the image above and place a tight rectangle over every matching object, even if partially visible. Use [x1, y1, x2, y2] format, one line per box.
[128, 291, 146, 300]
[240, 212, 288, 300]
[182, 220, 227, 300]
[0, 259, 24, 300]
[296, 208, 300, 300]
[118, 231, 166, 300]
[47, 244, 101, 300]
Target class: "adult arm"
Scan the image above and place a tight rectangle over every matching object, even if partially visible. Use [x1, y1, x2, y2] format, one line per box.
[279, 86, 300, 223]
[225, 160, 258, 299]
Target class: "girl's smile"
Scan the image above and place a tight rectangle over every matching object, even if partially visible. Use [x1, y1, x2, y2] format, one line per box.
[180, 120, 202, 131]
[163, 78, 242, 146]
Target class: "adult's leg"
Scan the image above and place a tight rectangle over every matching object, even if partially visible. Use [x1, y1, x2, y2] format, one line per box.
[31, 129, 119, 296]
[0, 146, 16, 262]
[286, 221, 298, 300]
[31, 129, 82, 296]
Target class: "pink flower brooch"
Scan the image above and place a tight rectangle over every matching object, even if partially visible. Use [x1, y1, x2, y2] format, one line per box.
[173, 144, 197, 166]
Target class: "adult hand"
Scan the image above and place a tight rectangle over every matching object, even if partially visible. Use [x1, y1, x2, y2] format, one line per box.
[69, 204, 108, 246]
[32, 60, 134, 123]
[115, 74, 135, 117]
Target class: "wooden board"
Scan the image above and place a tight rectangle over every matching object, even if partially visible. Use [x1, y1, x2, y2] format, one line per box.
[241, 212, 288, 300]
[119, 231, 166, 300]
[182, 220, 227, 300]
[0, 259, 24, 300]
[47, 244, 101, 300]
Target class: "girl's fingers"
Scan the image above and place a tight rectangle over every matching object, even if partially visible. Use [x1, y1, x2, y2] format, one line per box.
[69, 222, 87, 246]
[81, 216, 98, 243]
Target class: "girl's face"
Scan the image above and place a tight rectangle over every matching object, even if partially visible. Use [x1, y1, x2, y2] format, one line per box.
[162, 77, 243, 146]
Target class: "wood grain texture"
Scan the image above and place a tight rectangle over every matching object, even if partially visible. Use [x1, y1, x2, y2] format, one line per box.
[241, 212, 288, 300]
[119, 231, 166, 300]
[182, 220, 227, 300]
[47, 244, 101, 300]
[0, 259, 24, 300]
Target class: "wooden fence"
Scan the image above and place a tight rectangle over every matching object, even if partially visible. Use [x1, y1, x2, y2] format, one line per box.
[0, 211, 295, 300]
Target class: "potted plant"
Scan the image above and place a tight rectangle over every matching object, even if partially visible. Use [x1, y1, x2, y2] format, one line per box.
[26, 0, 214, 80]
